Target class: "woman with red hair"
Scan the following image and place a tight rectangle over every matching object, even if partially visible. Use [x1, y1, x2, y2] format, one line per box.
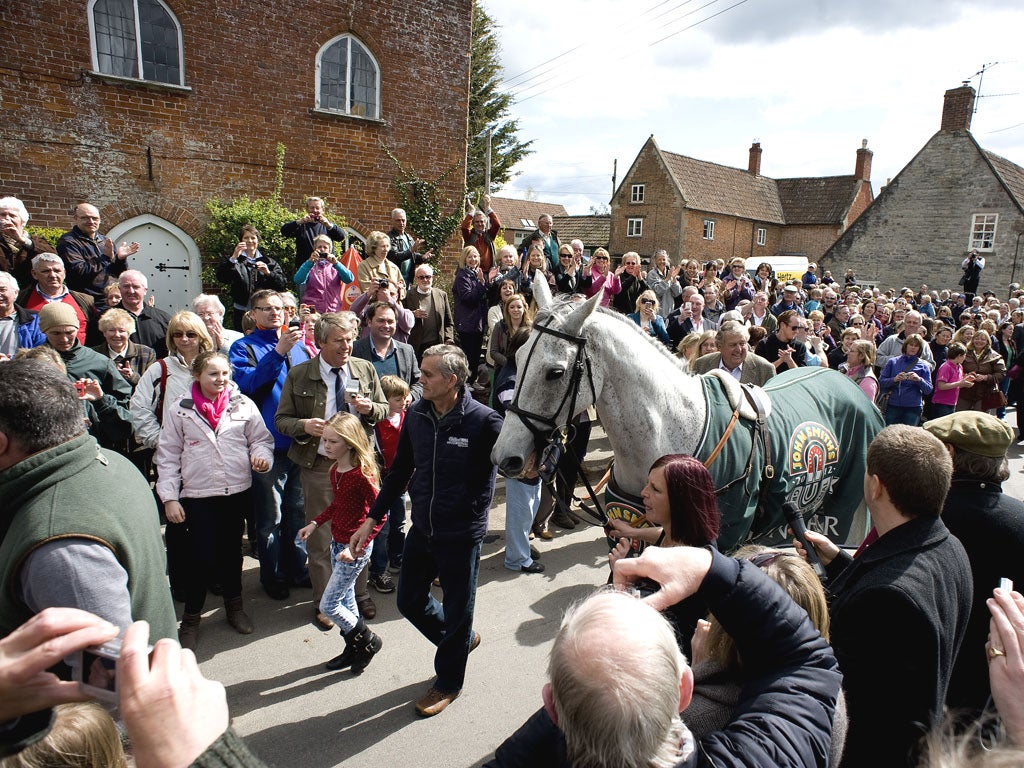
[608, 454, 721, 653]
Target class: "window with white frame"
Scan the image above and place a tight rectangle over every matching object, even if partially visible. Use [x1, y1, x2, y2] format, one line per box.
[631, 184, 645, 203]
[317, 34, 380, 119]
[89, 0, 183, 85]
[703, 220, 715, 240]
[969, 214, 998, 251]
[756, 227, 766, 246]
[627, 218, 643, 237]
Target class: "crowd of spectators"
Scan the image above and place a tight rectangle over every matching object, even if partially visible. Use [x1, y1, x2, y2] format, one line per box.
[4, 191, 1024, 767]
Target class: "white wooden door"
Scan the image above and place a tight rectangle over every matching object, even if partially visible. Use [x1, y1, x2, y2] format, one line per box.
[108, 215, 201, 313]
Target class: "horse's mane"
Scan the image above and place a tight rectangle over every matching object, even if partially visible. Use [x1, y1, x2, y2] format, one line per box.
[534, 297, 693, 374]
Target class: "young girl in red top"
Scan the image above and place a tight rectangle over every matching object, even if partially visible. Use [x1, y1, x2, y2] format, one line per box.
[298, 411, 385, 673]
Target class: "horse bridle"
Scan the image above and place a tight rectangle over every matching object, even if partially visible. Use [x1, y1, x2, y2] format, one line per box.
[504, 314, 607, 523]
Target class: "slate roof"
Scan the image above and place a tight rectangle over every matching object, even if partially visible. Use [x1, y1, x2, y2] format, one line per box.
[984, 150, 1024, 211]
[659, 150, 786, 224]
[489, 196, 568, 231]
[552, 214, 610, 246]
[776, 175, 862, 224]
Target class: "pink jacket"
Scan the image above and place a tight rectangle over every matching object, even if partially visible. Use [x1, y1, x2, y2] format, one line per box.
[586, 270, 621, 307]
[155, 385, 274, 501]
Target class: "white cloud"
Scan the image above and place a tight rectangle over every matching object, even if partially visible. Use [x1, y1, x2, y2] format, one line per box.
[482, 0, 1024, 214]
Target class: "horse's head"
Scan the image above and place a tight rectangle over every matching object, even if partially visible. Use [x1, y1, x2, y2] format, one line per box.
[492, 277, 602, 477]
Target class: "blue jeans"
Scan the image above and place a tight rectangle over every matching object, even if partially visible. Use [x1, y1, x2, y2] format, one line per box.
[397, 525, 481, 693]
[885, 404, 922, 426]
[252, 450, 307, 587]
[930, 403, 955, 419]
[504, 479, 540, 570]
[320, 540, 372, 635]
[369, 493, 407, 576]
[998, 376, 1011, 419]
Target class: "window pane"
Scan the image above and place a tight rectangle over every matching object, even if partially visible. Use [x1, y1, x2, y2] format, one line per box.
[94, 0, 139, 78]
[138, 0, 180, 84]
[320, 38, 348, 111]
[350, 41, 376, 117]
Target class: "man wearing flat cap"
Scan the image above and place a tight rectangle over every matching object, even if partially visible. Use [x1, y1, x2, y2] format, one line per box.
[923, 411, 1024, 720]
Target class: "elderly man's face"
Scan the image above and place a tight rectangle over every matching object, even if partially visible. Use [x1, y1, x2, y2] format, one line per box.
[391, 211, 406, 233]
[0, 282, 15, 317]
[46, 325, 78, 352]
[75, 204, 101, 237]
[194, 303, 223, 330]
[690, 296, 705, 315]
[572, 243, 584, 259]
[119, 274, 147, 312]
[0, 206, 25, 238]
[823, 292, 837, 306]
[307, 200, 325, 218]
[32, 260, 66, 296]
[720, 333, 748, 369]
[538, 216, 552, 234]
[472, 213, 487, 233]
[835, 305, 850, 322]
[903, 314, 922, 336]
[320, 326, 355, 368]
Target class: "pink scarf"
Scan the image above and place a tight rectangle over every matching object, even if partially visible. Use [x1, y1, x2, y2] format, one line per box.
[191, 382, 230, 431]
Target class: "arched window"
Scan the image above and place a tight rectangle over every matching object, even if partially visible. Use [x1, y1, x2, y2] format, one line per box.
[89, 0, 184, 86]
[316, 34, 380, 119]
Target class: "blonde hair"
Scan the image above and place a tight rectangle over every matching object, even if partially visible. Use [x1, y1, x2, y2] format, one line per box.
[460, 245, 480, 268]
[676, 333, 701, 361]
[97, 307, 136, 333]
[849, 339, 876, 367]
[324, 412, 379, 488]
[1, 703, 127, 768]
[379, 374, 410, 400]
[704, 546, 830, 671]
[165, 311, 214, 357]
[366, 230, 390, 254]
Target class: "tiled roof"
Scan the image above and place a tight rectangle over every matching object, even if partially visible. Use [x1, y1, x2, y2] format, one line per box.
[489, 196, 568, 231]
[659, 150, 786, 224]
[552, 214, 610, 246]
[776, 175, 861, 224]
[984, 150, 1024, 211]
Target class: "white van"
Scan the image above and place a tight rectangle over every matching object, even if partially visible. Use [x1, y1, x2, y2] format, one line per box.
[745, 255, 809, 284]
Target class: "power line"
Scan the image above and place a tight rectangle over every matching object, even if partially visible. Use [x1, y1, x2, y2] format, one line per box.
[512, 0, 750, 104]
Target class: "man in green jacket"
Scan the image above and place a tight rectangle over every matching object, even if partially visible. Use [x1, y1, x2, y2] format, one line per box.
[0, 358, 175, 644]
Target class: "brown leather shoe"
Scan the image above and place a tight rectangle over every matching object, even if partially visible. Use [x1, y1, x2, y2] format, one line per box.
[415, 686, 461, 717]
[357, 595, 377, 620]
[313, 610, 334, 631]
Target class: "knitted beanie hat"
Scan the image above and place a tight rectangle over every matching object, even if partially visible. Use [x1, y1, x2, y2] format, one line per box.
[38, 302, 81, 332]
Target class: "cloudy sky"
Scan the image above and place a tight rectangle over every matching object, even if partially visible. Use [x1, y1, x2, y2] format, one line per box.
[484, 0, 1024, 215]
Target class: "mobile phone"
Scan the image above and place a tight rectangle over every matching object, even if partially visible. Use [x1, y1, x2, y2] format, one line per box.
[74, 380, 87, 397]
[344, 379, 360, 403]
[74, 638, 153, 704]
[288, 317, 301, 330]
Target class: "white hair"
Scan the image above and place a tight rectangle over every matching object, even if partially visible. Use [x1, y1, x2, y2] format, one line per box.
[0, 197, 29, 224]
[391, 208, 406, 219]
[0, 271, 19, 291]
[191, 293, 226, 317]
[31, 252, 62, 270]
[550, 590, 686, 768]
[118, 270, 148, 289]
[415, 263, 434, 277]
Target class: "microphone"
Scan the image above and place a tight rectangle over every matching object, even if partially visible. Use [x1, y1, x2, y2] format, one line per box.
[783, 502, 827, 581]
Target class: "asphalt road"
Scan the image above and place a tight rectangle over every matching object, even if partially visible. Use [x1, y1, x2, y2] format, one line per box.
[193, 421, 1024, 768]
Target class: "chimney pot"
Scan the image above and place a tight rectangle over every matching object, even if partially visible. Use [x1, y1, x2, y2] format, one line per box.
[855, 139, 872, 182]
[941, 85, 975, 132]
[748, 142, 762, 176]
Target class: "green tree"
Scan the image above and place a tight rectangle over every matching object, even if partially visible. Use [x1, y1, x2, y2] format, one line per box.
[467, 1, 533, 196]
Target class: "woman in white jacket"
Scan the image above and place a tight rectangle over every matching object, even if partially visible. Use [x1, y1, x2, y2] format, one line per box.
[130, 311, 215, 603]
[155, 350, 274, 651]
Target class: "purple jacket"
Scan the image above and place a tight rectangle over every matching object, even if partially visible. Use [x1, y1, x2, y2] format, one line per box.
[453, 267, 489, 334]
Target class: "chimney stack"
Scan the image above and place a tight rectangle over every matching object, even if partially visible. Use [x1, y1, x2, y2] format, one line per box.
[748, 141, 762, 176]
[854, 139, 872, 182]
[941, 84, 975, 133]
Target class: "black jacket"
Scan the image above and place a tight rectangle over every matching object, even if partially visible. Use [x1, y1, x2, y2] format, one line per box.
[825, 516, 971, 768]
[215, 252, 287, 309]
[486, 549, 842, 768]
[942, 479, 1024, 718]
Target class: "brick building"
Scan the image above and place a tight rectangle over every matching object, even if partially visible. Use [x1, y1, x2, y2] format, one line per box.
[609, 136, 873, 265]
[821, 85, 1024, 293]
[0, 0, 472, 310]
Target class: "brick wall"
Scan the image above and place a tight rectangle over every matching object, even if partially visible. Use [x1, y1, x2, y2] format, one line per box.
[822, 131, 1024, 292]
[609, 140, 684, 259]
[0, 0, 471, 266]
[780, 225, 843, 260]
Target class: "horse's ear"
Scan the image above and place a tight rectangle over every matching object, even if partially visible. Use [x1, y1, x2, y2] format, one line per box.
[561, 290, 601, 337]
[533, 274, 553, 310]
